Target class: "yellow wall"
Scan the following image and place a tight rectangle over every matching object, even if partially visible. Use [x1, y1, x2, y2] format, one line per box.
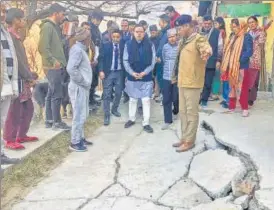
[264, 1, 274, 74]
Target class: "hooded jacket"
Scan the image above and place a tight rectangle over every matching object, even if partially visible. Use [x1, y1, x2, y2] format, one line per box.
[38, 19, 67, 72]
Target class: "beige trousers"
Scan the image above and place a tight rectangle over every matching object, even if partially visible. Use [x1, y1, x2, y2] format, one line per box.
[179, 87, 201, 143]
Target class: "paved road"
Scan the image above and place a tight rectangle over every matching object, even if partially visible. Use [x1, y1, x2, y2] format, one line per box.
[12, 98, 274, 210]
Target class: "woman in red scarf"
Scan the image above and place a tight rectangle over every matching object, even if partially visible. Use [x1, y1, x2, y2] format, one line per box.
[221, 19, 253, 117]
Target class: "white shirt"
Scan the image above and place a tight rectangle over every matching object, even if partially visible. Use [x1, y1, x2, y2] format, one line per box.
[111, 43, 121, 70]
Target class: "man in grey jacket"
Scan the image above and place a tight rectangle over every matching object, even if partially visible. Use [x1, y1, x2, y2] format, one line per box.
[67, 28, 93, 152]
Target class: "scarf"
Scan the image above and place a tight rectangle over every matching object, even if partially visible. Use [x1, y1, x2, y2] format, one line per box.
[221, 21, 248, 86]
[249, 26, 261, 40]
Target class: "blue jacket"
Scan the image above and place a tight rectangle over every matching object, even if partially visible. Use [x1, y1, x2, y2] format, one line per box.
[156, 24, 170, 59]
[122, 31, 131, 43]
[98, 41, 125, 77]
[206, 28, 220, 69]
[240, 33, 253, 69]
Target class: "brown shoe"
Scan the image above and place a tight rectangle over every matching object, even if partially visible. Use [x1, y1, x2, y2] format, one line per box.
[172, 141, 183, 148]
[176, 142, 195, 153]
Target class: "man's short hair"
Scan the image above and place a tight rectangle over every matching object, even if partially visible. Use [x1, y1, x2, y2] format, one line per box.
[121, 19, 128, 23]
[134, 24, 145, 31]
[203, 15, 213, 21]
[5, 8, 24, 24]
[90, 11, 104, 21]
[159, 14, 170, 23]
[165, 6, 175, 12]
[139, 20, 148, 26]
[111, 29, 121, 35]
[49, 3, 66, 15]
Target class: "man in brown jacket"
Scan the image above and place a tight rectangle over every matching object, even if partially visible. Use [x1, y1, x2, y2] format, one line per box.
[172, 15, 212, 152]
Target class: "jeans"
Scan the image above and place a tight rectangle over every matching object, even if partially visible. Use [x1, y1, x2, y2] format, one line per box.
[68, 82, 89, 144]
[129, 97, 151, 126]
[201, 68, 216, 103]
[33, 82, 48, 107]
[222, 81, 229, 103]
[162, 80, 179, 124]
[45, 69, 64, 123]
[103, 71, 123, 116]
[3, 98, 34, 141]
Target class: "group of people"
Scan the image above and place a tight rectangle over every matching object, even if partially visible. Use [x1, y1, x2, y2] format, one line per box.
[0, 3, 272, 161]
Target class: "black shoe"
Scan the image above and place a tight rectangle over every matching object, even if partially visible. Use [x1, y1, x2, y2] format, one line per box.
[69, 142, 87, 152]
[45, 121, 53, 128]
[123, 96, 129, 104]
[143, 125, 154, 133]
[111, 110, 121, 117]
[1, 154, 21, 165]
[124, 120, 135, 128]
[172, 108, 179, 115]
[104, 115, 110, 126]
[52, 122, 71, 131]
[82, 138, 93, 146]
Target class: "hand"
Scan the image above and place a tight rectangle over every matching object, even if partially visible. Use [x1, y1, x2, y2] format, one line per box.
[201, 53, 210, 61]
[171, 79, 177, 84]
[99, 71, 105, 80]
[156, 58, 161, 63]
[28, 80, 36, 87]
[54, 61, 61, 69]
[132, 72, 140, 79]
[216, 62, 221, 69]
[138, 72, 146, 79]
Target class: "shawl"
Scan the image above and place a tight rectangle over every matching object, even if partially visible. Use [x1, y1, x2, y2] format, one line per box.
[221, 21, 248, 86]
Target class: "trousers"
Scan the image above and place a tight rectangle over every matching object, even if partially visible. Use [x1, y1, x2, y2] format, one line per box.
[68, 82, 89, 144]
[1, 96, 12, 154]
[103, 71, 123, 116]
[179, 87, 201, 143]
[129, 97, 151, 126]
[3, 98, 34, 141]
[162, 80, 179, 124]
[201, 68, 216, 103]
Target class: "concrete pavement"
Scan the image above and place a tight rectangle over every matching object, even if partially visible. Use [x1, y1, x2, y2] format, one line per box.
[11, 97, 274, 210]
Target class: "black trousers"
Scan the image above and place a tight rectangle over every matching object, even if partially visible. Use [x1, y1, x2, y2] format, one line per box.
[162, 80, 179, 124]
[89, 68, 99, 104]
[201, 68, 216, 103]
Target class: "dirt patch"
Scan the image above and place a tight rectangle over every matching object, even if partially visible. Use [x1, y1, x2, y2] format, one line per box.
[1, 115, 102, 210]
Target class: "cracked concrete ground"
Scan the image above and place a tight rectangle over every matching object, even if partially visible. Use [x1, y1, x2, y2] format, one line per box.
[12, 99, 274, 210]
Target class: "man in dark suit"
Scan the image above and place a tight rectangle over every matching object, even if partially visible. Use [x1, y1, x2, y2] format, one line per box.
[99, 29, 125, 126]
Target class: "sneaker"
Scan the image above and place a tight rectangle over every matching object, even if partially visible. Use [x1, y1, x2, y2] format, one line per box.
[242, 110, 249, 117]
[69, 142, 87, 152]
[143, 125, 154, 133]
[124, 120, 135, 128]
[17, 136, 38, 143]
[45, 121, 53, 128]
[5, 141, 25, 150]
[222, 103, 229, 109]
[161, 123, 171, 130]
[82, 138, 93, 146]
[104, 115, 110, 126]
[52, 122, 71, 131]
[1, 154, 21, 165]
[200, 101, 208, 108]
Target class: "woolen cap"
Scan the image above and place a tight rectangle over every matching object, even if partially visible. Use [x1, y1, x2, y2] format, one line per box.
[175, 14, 192, 26]
[75, 27, 91, 42]
[5, 8, 24, 24]
[149, 24, 158, 31]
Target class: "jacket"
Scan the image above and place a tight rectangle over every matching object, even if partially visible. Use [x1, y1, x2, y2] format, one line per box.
[67, 42, 93, 90]
[38, 19, 67, 71]
[162, 42, 178, 81]
[205, 28, 220, 69]
[240, 33, 253, 69]
[98, 41, 125, 77]
[157, 24, 170, 59]
[0, 26, 18, 97]
[175, 34, 212, 88]
[89, 21, 102, 47]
